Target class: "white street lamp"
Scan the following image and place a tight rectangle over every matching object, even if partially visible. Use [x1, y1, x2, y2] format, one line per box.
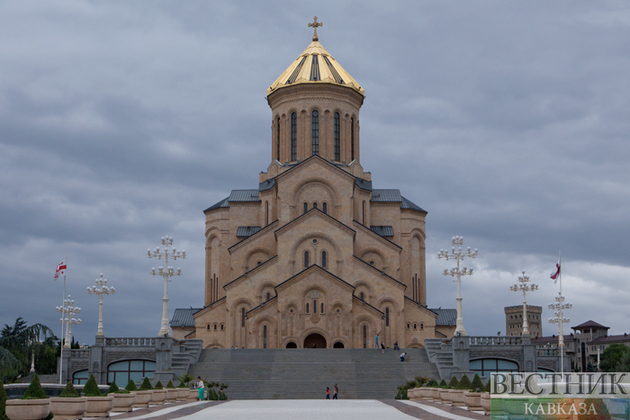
[549, 293, 572, 375]
[437, 236, 478, 335]
[87, 273, 115, 337]
[56, 295, 81, 348]
[510, 271, 538, 335]
[148, 235, 185, 337]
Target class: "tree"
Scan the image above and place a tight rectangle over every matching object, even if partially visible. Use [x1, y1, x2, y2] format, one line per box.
[0, 318, 56, 381]
[600, 344, 630, 372]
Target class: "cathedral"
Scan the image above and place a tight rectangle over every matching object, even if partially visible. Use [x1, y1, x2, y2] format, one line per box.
[171, 20, 456, 349]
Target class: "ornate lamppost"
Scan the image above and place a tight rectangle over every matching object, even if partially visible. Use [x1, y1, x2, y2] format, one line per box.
[87, 274, 115, 337]
[510, 271, 538, 335]
[438, 236, 478, 335]
[56, 295, 81, 348]
[549, 293, 571, 375]
[148, 236, 185, 337]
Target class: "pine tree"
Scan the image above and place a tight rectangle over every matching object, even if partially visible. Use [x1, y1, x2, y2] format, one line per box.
[125, 379, 137, 391]
[139, 377, 152, 390]
[22, 373, 48, 399]
[59, 382, 80, 397]
[83, 374, 102, 397]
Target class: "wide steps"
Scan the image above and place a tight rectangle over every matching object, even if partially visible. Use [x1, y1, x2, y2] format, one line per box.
[188, 348, 439, 399]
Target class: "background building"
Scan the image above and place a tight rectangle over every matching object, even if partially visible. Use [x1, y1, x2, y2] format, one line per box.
[505, 305, 543, 337]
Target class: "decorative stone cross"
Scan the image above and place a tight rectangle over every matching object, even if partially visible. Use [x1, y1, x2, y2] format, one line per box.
[308, 16, 323, 41]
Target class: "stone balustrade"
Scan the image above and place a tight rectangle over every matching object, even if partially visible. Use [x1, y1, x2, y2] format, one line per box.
[104, 337, 157, 346]
[468, 336, 523, 346]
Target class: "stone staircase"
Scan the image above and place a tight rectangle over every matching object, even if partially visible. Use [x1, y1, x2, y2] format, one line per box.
[171, 339, 203, 379]
[188, 348, 440, 399]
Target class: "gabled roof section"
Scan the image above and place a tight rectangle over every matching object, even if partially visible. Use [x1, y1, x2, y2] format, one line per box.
[355, 178, 372, 191]
[247, 296, 278, 317]
[229, 189, 260, 202]
[224, 255, 278, 290]
[370, 189, 427, 213]
[353, 295, 384, 317]
[352, 220, 401, 251]
[353, 256, 406, 290]
[275, 264, 355, 294]
[193, 296, 226, 317]
[204, 196, 229, 212]
[259, 178, 275, 192]
[571, 320, 610, 330]
[401, 196, 426, 213]
[275, 207, 355, 238]
[275, 154, 357, 183]
[267, 40, 364, 97]
[170, 308, 203, 328]
[229, 220, 279, 252]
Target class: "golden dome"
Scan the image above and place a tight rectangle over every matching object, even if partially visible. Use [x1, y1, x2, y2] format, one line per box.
[267, 39, 364, 97]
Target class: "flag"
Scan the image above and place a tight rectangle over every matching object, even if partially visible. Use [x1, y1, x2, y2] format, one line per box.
[54, 261, 67, 280]
[550, 259, 560, 283]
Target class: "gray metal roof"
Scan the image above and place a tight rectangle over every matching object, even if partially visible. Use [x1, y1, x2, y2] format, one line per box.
[259, 178, 275, 192]
[355, 178, 373, 191]
[429, 308, 457, 326]
[370, 225, 394, 237]
[236, 226, 262, 237]
[229, 189, 260, 202]
[170, 308, 201, 327]
[401, 196, 426, 212]
[371, 189, 402, 202]
[204, 197, 229, 212]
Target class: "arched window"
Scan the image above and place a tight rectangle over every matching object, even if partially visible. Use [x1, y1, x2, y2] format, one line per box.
[313, 202, 318, 209]
[470, 359, 519, 377]
[321, 303, 324, 313]
[313, 300, 317, 313]
[72, 369, 89, 385]
[385, 308, 390, 327]
[321, 251, 327, 268]
[306, 303, 310, 313]
[360, 292, 364, 301]
[107, 360, 156, 385]
[312, 110, 319, 155]
[322, 202, 327, 214]
[263, 325, 268, 349]
[362, 325, 367, 348]
[276, 117, 281, 161]
[334, 112, 340, 161]
[266, 292, 271, 301]
[303, 202, 308, 214]
[265, 201, 269, 226]
[362, 201, 366, 224]
[304, 251, 309, 267]
[351, 117, 355, 161]
[241, 308, 245, 327]
[291, 112, 297, 161]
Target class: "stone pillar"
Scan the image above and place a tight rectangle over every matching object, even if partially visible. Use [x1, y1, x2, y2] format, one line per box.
[89, 339, 105, 384]
[521, 334, 537, 372]
[452, 335, 470, 372]
[153, 336, 176, 384]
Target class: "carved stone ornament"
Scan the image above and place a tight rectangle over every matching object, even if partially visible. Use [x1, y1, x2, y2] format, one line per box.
[308, 290, 321, 299]
[310, 314, 321, 324]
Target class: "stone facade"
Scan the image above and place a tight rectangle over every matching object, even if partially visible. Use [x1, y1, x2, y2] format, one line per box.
[174, 34, 449, 349]
[505, 305, 543, 337]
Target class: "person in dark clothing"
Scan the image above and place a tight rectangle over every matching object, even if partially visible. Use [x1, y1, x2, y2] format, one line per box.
[326, 387, 330, 399]
[333, 383, 338, 399]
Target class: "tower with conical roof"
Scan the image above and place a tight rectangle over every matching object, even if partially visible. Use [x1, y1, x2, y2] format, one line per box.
[173, 19, 454, 349]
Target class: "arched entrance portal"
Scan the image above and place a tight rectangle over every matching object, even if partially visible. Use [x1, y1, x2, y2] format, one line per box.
[304, 333, 327, 348]
[333, 341, 345, 348]
[286, 342, 297, 348]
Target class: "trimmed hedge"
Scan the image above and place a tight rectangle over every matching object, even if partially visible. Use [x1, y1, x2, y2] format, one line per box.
[457, 374, 471, 390]
[125, 380, 137, 391]
[166, 380, 175, 389]
[60, 382, 80, 398]
[471, 374, 484, 392]
[154, 381, 164, 390]
[139, 378, 152, 390]
[23, 373, 48, 399]
[83, 374, 102, 397]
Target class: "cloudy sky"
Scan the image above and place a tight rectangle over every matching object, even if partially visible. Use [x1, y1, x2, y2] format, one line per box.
[1, 1, 629, 346]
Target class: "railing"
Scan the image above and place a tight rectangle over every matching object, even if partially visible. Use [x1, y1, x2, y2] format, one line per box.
[537, 348, 560, 356]
[69, 349, 90, 358]
[468, 336, 523, 346]
[104, 337, 156, 346]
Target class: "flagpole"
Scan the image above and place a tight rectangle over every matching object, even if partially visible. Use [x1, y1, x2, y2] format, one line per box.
[59, 255, 67, 385]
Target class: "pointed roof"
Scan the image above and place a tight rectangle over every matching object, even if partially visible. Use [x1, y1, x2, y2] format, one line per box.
[267, 40, 364, 97]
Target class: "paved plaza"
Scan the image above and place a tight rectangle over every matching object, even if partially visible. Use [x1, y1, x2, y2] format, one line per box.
[106, 399, 486, 420]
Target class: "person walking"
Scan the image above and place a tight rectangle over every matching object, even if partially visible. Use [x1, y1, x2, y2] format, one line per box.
[326, 387, 331, 399]
[196, 376, 205, 401]
[333, 383, 338, 399]
[375, 334, 379, 349]
[381, 342, 385, 354]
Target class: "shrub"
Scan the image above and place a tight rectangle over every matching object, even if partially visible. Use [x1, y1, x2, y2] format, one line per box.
[139, 378, 152, 390]
[154, 381, 163, 390]
[1, 383, 8, 420]
[83, 374, 102, 397]
[125, 380, 137, 391]
[426, 379, 439, 387]
[177, 381, 186, 388]
[439, 379, 448, 389]
[59, 382, 80, 398]
[107, 382, 119, 394]
[22, 373, 48, 399]
[207, 388, 218, 400]
[471, 374, 484, 392]
[457, 374, 471, 390]
[166, 380, 174, 389]
[448, 376, 459, 388]
[415, 376, 429, 387]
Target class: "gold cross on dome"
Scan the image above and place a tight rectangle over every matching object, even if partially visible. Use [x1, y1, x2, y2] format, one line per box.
[308, 16, 323, 41]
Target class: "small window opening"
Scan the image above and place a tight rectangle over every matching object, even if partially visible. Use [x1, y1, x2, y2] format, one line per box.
[322, 202, 327, 214]
[304, 251, 309, 267]
[322, 250, 327, 268]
